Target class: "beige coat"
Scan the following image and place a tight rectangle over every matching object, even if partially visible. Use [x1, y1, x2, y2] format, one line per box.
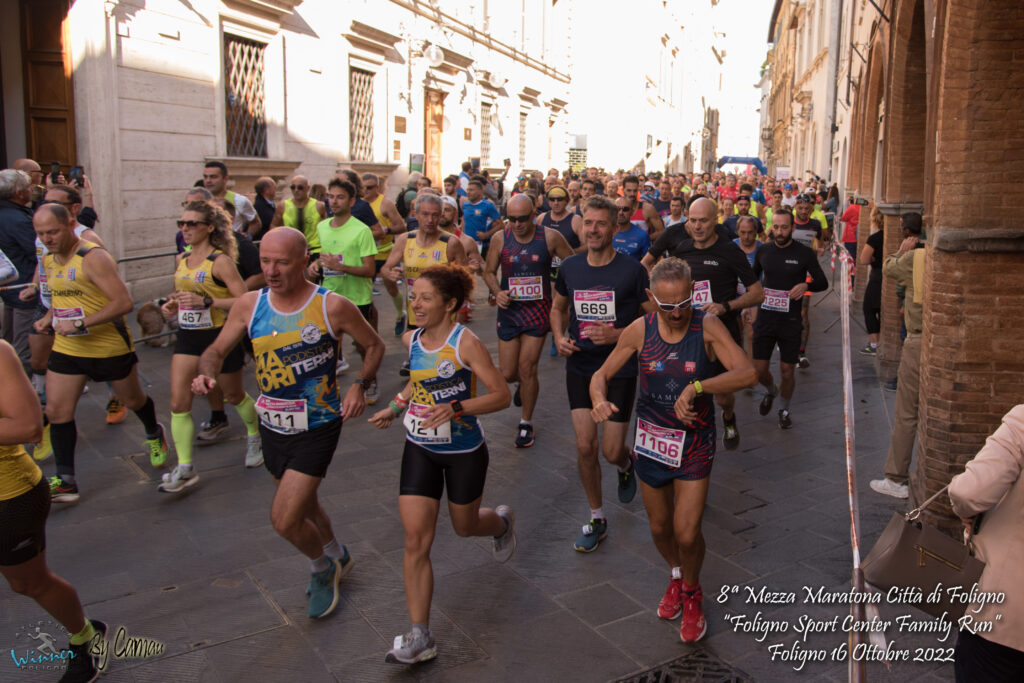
[948, 404, 1024, 652]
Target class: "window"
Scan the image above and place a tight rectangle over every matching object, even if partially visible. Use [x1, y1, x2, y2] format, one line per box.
[349, 68, 374, 161]
[519, 111, 528, 167]
[480, 102, 492, 167]
[224, 35, 268, 157]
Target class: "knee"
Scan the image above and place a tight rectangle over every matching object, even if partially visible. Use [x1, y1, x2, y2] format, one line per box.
[675, 526, 702, 551]
[7, 572, 47, 599]
[780, 366, 795, 381]
[648, 516, 673, 541]
[403, 529, 433, 556]
[450, 520, 474, 538]
[501, 366, 518, 384]
[576, 438, 598, 460]
[224, 389, 245, 406]
[270, 510, 299, 539]
[169, 398, 192, 414]
[518, 359, 538, 380]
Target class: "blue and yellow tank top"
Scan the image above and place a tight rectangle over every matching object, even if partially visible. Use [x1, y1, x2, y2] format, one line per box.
[283, 199, 322, 253]
[248, 286, 340, 434]
[45, 242, 134, 358]
[406, 324, 481, 453]
[174, 250, 232, 329]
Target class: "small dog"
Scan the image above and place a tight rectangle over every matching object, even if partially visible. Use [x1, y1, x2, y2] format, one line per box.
[136, 298, 177, 347]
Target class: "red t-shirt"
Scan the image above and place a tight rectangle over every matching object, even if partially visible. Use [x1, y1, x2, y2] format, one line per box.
[718, 186, 738, 202]
[840, 204, 860, 243]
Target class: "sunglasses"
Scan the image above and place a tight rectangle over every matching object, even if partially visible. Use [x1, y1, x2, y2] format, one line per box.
[176, 220, 208, 228]
[506, 214, 533, 224]
[291, 185, 308, 190]
[617, 206, 632, 212]
[651, 293, 692, 313]
[548, 196, 567, 201]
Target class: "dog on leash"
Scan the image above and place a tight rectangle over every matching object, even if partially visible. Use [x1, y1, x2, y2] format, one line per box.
[136, 298, 176, 347]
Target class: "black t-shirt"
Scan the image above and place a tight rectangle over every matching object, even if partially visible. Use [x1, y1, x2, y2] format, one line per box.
[649, 223, 733, 261]
[752, 241, 828, 329]
[232, 232, 261, 280]
[792, 218, 823, 248]
[669, 235, 758, 322]
[866, 229, 884, 282]
[554, 251, 650, 378]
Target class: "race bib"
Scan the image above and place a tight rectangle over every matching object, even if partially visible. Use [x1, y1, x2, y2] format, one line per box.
[178, 305, 213, 330]
[509, 276, 543, 301]
[761, 288, 791, 312]
[692, 280, 712, 307]
[574, 290, 616, 339]
[407, 278, 416, 300]
[255, 395, 309, 435]
[634, 418, 685, 467]
[403, 402, 452, 445]
[322, 253, 345, 279]
[52, 307, 88, 336]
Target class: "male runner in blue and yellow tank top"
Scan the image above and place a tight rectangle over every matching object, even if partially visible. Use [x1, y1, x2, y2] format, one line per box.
[192, 227, 385, 621]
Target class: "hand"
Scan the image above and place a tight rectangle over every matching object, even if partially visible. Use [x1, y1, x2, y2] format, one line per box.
[305, 262, 321, 280]
[383, 266, 401, 283]
[495, 290, 511, 308]
[52, 319, 78, 336]
[32, 316, 51, 334]
[422, 402, 455, 430]
[591, 400, 618, 423]
[340, 384, 366, 419]
[174, 291, 205, 308]
[788, 282, 808, 299]
[673, 385, 698, 425]
[160, 298, 178, 320]
[321, 253, 344, 271]
[582, 322, 618, 345]
[741, 308, 756, 325]
[555, 335, 580, 357]
[81, 175, 93, 194]
[18, 285, 38, 302]
[191, 375, 217, 395]
[702, 302, 726, 316]
[368, 407, 396, 428]
[897, 236, 918, 255]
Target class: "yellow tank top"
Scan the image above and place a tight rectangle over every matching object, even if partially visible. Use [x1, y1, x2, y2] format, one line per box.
[174, 249, 232, 329]
[0, 441, 41, 501]
[283, 199, 322, 252]
[402, 231, 451, 320]
[46, 241, 134, 358]
[369, 194, 394, 257]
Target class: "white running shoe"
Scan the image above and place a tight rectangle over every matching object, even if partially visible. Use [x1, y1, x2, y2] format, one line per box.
[870, 478, 909, 499]
[245, 435, 264, 468]
[159, 465, 199, 493]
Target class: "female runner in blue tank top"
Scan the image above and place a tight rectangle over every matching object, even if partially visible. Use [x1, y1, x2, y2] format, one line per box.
[368, 265, 515, 666]
[590, 257, 755, 646]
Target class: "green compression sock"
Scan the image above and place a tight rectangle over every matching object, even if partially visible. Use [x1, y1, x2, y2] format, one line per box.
[233, 393, 260, 437]
[391, 292, 405, 316]
[69, 620, 97, 646]
[170, 411, 194, 465]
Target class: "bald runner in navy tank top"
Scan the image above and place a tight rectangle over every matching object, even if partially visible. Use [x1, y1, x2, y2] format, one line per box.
[497, 225, 553, 341]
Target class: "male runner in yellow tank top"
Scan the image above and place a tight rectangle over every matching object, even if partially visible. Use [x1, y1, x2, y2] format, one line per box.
[272, 175, 326, 255]
[362, 173, 408, 335]
[33, 204, 169, 503]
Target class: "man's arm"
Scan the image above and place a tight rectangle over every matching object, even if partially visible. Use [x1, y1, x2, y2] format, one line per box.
[482, 231, 504, 302]
[269, 203, 285, 229]
[446, 235, 468, 266]
[806, 249, 829, 293]
[74, 250, 133, 328]
[326, 292, 385, 419]
[882, 237, 918, 286]
[589, 317, 645, 422]
[381, 198, 406, 234]
[380, 234, 407, 281]
[195, 293, 256, 387]
[545, 228, 575, 261]
[570, 214, 587, 253]
[550, 289, 580, 356]
[643, 202, 665, 240]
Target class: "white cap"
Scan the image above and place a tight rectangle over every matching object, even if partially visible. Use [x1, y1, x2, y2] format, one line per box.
[441, 195, 458, 209]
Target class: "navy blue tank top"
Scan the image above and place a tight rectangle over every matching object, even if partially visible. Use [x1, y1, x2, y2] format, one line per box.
[541, 211, 579, 249]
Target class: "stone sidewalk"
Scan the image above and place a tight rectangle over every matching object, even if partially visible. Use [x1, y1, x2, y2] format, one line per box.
[1, 277, 957, 682]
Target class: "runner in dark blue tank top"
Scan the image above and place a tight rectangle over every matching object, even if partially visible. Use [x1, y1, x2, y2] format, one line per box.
[590, 257, 755, 647]
[483, 195, 573, 448]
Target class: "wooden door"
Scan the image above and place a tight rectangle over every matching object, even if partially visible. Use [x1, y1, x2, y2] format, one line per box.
[424, 89, 445, 185]
[21, 0, 75, 168]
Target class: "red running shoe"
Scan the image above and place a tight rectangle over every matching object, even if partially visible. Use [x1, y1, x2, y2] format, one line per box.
[679, 585, 707, 643]
[658, 577, 683, 620]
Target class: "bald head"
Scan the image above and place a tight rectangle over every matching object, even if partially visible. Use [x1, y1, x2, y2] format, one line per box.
[507, 194, 534, 215]
[14, 158, 41, 174]
[261, 227, 307, 258]
[689, 197, 717, 221]
[35, 202, 72, 226]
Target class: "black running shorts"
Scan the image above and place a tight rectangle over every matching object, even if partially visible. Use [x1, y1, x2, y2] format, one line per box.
[752, 328, 802, 365]
[566, 371, 636, 423]
[47, 350, 138, 382]
[399, 439, 488, 505]
[0, 477, 50, 566]
[174, 328, 244, 374]
[260, 417, 342, 479]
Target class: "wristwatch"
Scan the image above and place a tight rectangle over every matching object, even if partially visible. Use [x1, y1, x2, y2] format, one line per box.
[73, 319, 86, 331]
[450, 400, 464, 418]
[353, 378, 369, 389]
[203, 295, 213, 308]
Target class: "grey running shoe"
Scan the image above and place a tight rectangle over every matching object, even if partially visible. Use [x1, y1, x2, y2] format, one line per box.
[245, 435, 264, 468]
[365, 380, 380, 405]
[159, 464, 199, 493]
[385, 629, 437, 665]
[778, 409, 793, 430]
[196, 419, 229, 443]
[493, 505, 516, 563]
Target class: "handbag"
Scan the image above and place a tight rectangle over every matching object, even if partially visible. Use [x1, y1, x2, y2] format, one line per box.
[862, 485, 984, 618]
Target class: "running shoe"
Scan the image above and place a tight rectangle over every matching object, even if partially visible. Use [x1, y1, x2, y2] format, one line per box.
[49, 475, 79, 503]
[245, 435, 264, 468]
[385, 629, 437, 665]
[778, 409, 793, 430]
[797, 355, 810, 369]
[394, 316, 406, 337]
[399, 360, 411, 377]
[758, 392, 775, 416]
[306, 545, 354, 596]
[492, 505, 516, 563]
[196, 419, 229, 443]
[617, 464, 637, 503]
[307, 557, 342, 619]
[336, 357, 350, 376]
[146, 423, 169, 467]
[59, 619, 106, 683]
[573, 518, 608, 553]
[658, 578, 684, 620]
[722, 414, 739, 451]
[514, 422, 534, 449]
[105, 397, 126, 424]
[158, 464, 199, 493]
[869, 478, 909, 499]
[679, 586, 707, 643]
[364, 380, 380, 405]
[884, 378, 898, 392]
[512, 383, 521, 407]
[859, 344, 877, 356]
[33, 424, 52, 462]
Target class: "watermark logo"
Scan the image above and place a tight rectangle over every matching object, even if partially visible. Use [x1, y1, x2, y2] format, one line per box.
[10, 620, 72, 672]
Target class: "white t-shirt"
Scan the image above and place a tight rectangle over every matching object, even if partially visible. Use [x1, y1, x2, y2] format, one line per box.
[228, 193, 257, 233]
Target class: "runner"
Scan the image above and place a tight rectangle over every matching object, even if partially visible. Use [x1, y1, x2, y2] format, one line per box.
[723, 194, 763, 239]
[313, 179, 380, 404]
[622, 175, 665, 240]
[664, 196, 686, 230]
[0, 339, 108, 682]
[482, 195, 573, 448]
[157, 200, 262, 493]
[538, 186, 583, 252]
[271, 175, 326, 257]
[460, 177, 504, 260]
[33, 204, 168, 503]
[752, 208, 828, 429]
[591, 257, 754, 643]
[192, 227, 384, 619]
[202, 161, 260, 235]
[362, 173, 408, 336]
[791, 193, 826, 368]
[612, 196, 652, 261]
[368, 265, 514, 665]
[380, 194, 468, 375]
[551, 195, 653, 552]
[734, 216, 763, 357]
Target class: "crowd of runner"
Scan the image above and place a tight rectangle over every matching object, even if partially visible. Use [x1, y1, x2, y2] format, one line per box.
[0, 158, 852, 679]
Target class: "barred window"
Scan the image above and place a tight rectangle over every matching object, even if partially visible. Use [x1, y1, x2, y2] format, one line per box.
[518, 111, 527, 168]
[480, 102, 492, 167]
[224, 35, 267, 158]
[350, 68, 374, 161]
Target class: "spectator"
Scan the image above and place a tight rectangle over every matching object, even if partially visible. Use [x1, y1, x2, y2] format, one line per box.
[840, 196, 861, 260]
[0, 169, 38, 371]
[252, 176, 276, 239]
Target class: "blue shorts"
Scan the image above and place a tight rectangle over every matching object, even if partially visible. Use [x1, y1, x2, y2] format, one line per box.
[632, 430, 715, 487]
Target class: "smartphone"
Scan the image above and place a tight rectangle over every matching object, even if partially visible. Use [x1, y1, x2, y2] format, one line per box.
[503, 158, 511, 167]
[69, 166, 84, 187]
[50, 161, 61, 184]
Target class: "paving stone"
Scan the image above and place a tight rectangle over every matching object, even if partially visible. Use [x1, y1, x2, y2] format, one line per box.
[555, 582, 644, 628]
